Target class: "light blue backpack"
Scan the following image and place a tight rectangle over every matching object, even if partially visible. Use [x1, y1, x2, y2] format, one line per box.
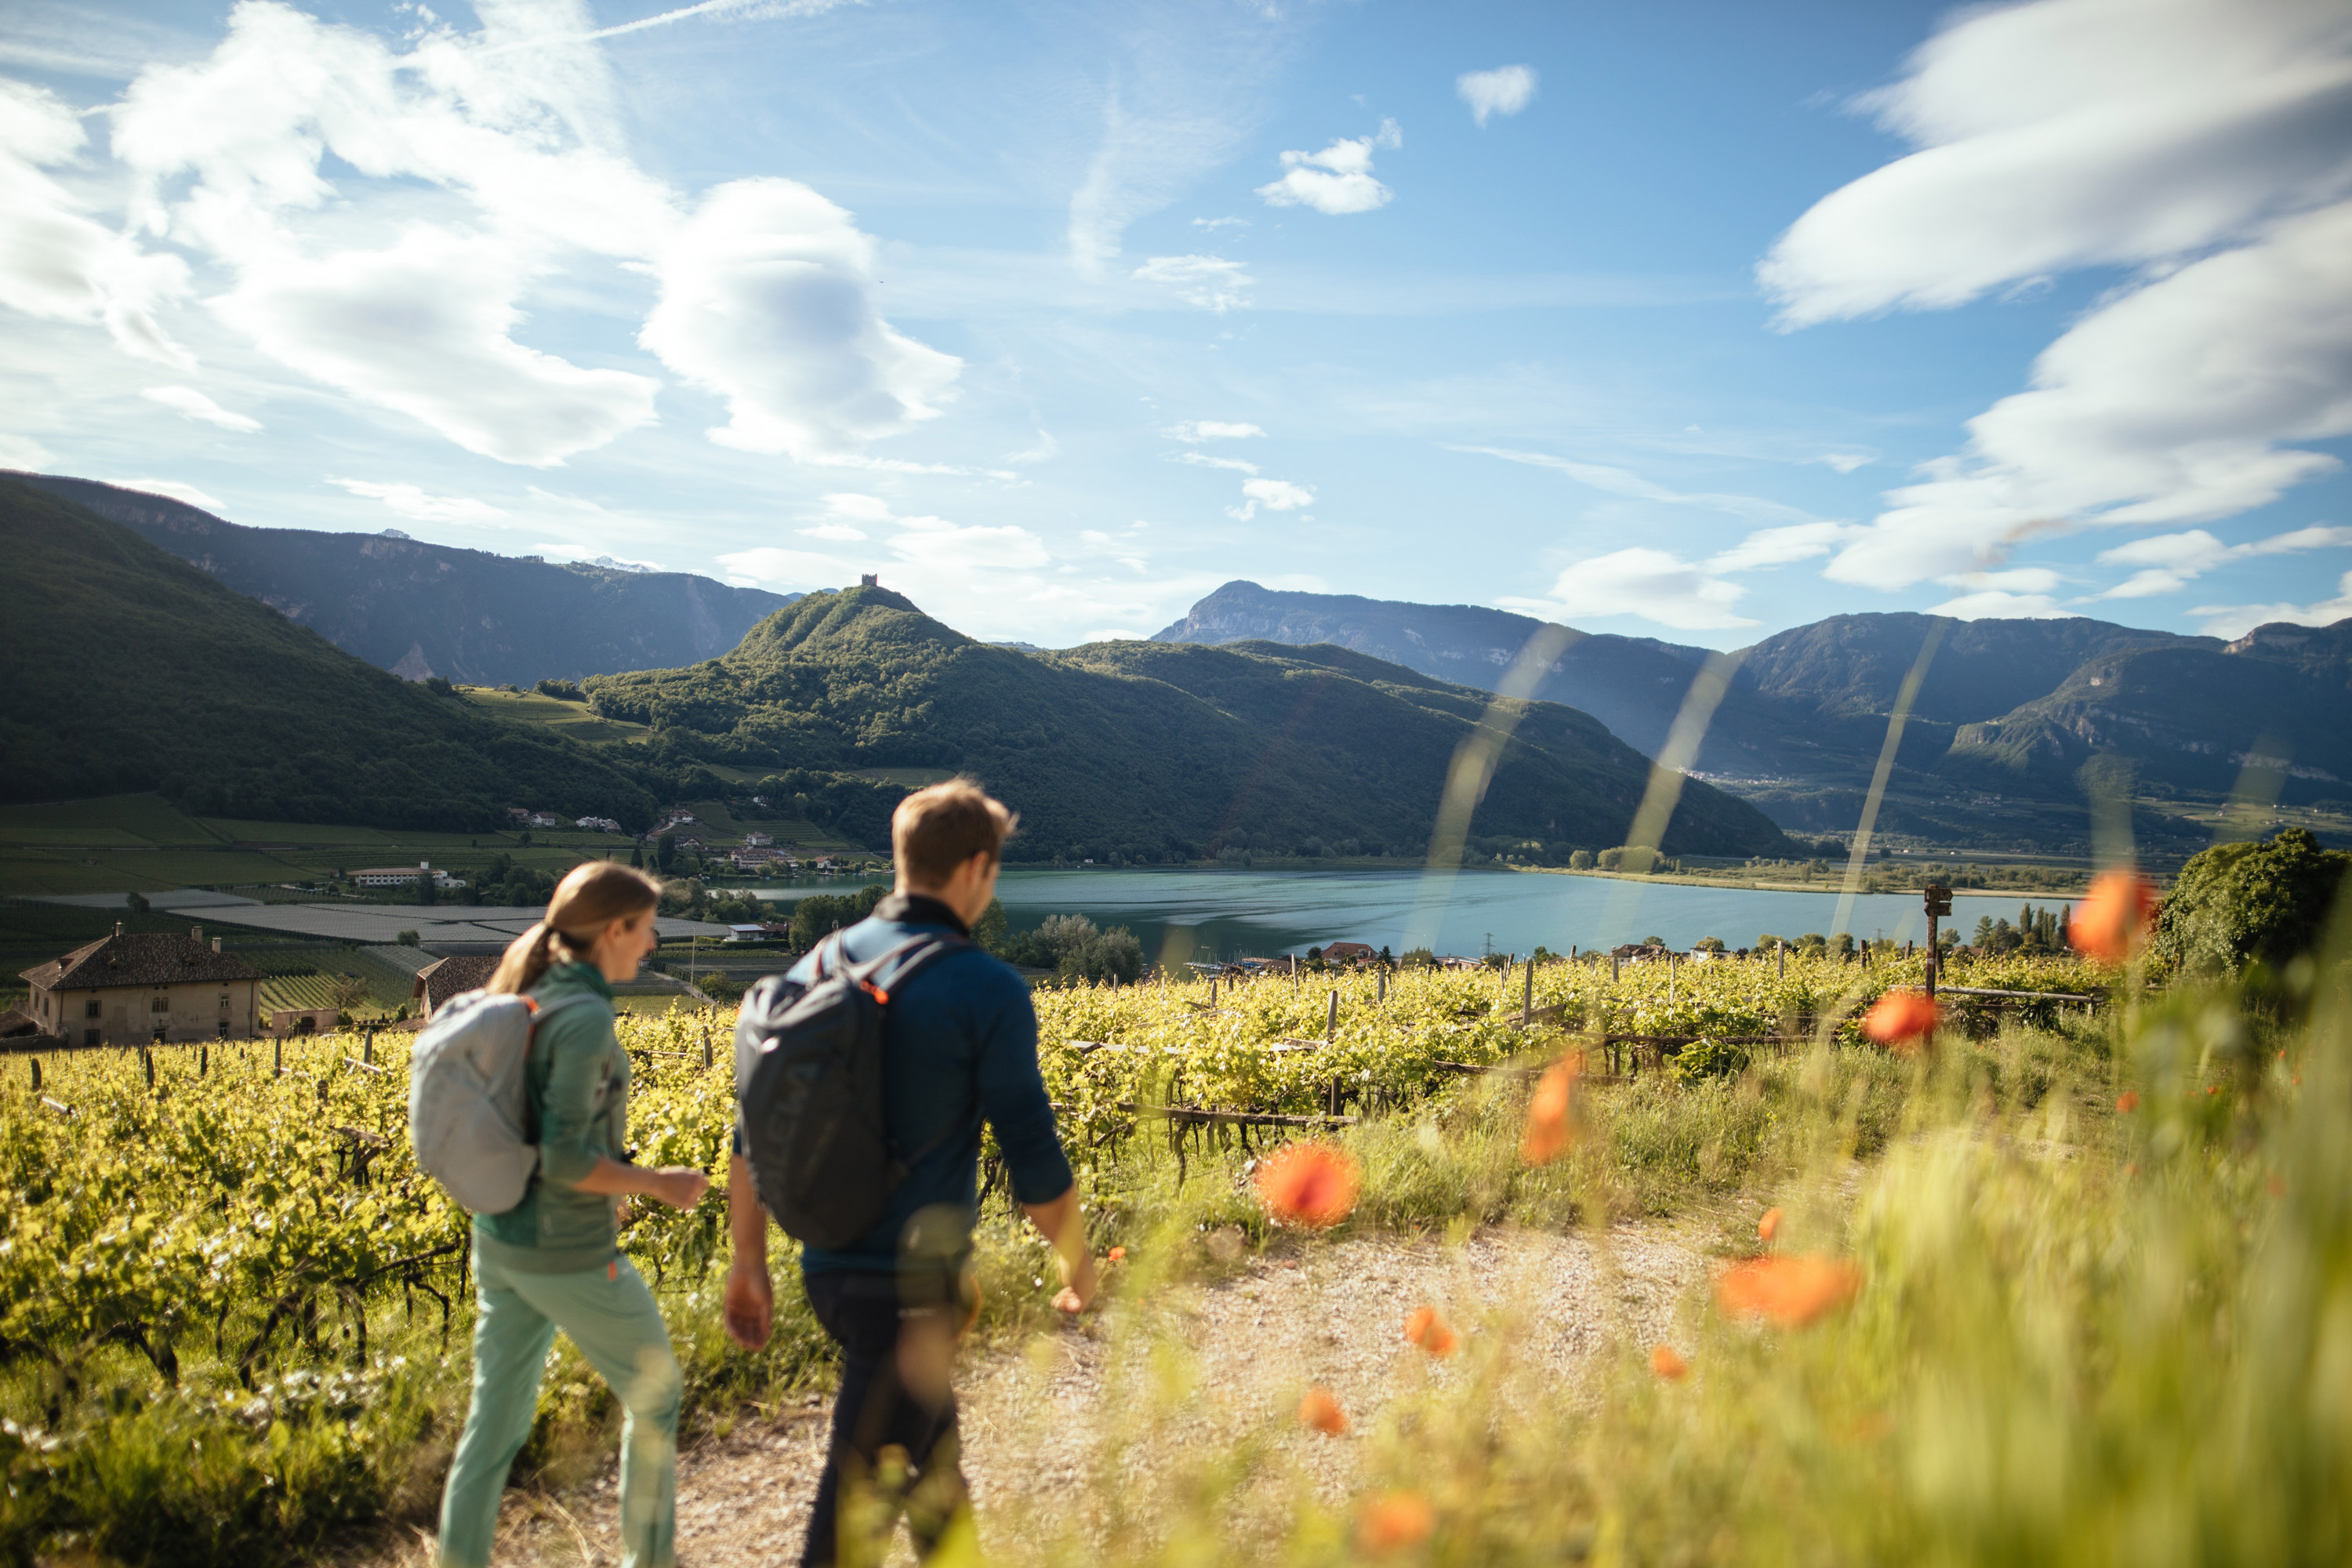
[408, 989, 597, 1214]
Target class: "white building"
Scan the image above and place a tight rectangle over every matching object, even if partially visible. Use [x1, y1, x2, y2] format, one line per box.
[351, 861, 467, 889]
[575, 816, 622, 833]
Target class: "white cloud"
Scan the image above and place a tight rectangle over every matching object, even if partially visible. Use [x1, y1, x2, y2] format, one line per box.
[1256, 120, 1401, 216]
[2193, 572, 2352, 637]
[1131, 253, 1253, 312]
[887, 515, 1051, 572]
[1926, 589, 2071, 619]
[1705, 521, 1860, 572]
[330, 477, 508, 524]
[2093, 522, 2352, 597]
[107, 477, 222, 510]
[1510, 547, 1757, 631]
[798, 523, 867, 541]
[141, 385, 261, 432]
[1191, 216, 1247, 232]
[1457, 65, 1537, 127]
[1225, 476, 1313, 521]
[1759, 0, 2352, 327]
[715, 546, 855, 591]
[1163, 420, 1264, 441]
[1759, 0, 2352, 593]
[217, 228, 659, 466]
[641, 178, 962, 462]
[0, 79, 192, 368]
[1175, 452, 1259, 474]
[1813, 452, 1873, 474]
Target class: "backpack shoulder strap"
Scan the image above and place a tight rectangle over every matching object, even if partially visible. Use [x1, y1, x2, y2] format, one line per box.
[851, 931, 973, 1000]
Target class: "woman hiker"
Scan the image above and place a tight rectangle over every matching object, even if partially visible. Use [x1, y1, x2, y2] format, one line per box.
[437, 862, 711, 1568]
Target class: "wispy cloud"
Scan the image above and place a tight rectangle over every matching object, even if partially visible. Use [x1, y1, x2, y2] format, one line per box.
[1174, 452, 1260, 474]
[142, 385, 260, 432]
[1225, 476, 1313, 521]
[1164, 420, 1265, 442]
[1131, 254, 1253, 312]
[331, 477, 507, 524]
[2094, 524, 2352, 598]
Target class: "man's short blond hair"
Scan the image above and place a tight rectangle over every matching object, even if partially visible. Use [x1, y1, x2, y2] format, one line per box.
[892, 779, 1018, 887]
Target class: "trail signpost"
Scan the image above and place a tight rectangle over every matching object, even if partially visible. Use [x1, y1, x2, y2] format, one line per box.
[1923, 883, 1953, 997]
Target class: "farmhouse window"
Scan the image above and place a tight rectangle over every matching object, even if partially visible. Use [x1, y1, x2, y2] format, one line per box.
[216, 1021, 230, 1036]
[151, 994, 170, 1014]
[85, 999, 100, 1018]
[82, 1029, 99, 1047]
[219, 994, 230, 1011]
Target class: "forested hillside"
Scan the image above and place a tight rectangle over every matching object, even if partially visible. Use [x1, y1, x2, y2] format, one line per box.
[0, 480, 655, 831]
[585, 586, 1793, 861]
[14, 474, 793, 686]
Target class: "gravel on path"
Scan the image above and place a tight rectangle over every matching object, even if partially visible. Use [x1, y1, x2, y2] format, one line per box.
[343, 1221, 1705, 1567]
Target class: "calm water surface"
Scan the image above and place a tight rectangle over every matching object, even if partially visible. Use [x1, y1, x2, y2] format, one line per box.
[726, 867, 2062, 965]
[984, 867, 2056, 968]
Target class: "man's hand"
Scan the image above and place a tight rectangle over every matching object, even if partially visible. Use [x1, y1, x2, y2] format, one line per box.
[724, 1260, 774, 1348]
[725, 1152, 774, 1348]
[1021, 1185, 1097, 1315]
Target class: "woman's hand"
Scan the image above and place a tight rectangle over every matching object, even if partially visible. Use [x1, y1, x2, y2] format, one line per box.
[645, 1167, 710, 1210]
[575, 1157, 710, 1210]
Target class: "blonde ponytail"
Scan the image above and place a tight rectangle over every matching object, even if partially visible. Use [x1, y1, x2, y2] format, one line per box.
[487, 861, 663, 995]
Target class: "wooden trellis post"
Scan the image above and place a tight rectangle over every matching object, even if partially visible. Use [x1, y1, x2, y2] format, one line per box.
[1325, 989, 1338, 1041]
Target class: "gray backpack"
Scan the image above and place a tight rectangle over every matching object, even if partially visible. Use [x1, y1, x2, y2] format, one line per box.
[408, 989, 597, 1214]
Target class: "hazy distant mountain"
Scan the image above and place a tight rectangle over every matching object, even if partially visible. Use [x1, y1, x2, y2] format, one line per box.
[14, 474, 795, 688]
[590, 586, 1795, 860]
[1156, 580, 2352, 852]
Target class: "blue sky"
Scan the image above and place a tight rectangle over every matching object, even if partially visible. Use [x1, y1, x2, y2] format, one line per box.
[4, 0, 2349, 649]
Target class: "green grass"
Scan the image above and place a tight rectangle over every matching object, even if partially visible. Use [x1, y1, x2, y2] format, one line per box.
[0, 794, 227, 848]
[456, 685, 656, 746]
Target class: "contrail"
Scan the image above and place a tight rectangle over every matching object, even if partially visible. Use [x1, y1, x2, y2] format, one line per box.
[583, 0, 858, 42]
[1830, 619, 1944, 941]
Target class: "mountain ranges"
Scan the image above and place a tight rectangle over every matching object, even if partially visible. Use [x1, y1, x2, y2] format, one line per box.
[13, 473, 793, 688]
[1156, 581, 2352, 855]
[581, 587, 1795, 861]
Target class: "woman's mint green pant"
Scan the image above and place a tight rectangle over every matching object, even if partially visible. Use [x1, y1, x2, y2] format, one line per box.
[437, 1248, 682, 1568]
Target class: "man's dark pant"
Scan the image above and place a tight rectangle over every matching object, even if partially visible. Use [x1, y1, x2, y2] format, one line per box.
[800, 1269, 969, 1567]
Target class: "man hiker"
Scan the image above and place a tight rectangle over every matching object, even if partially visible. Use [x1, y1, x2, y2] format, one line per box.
[724, 779, 1096, 1565]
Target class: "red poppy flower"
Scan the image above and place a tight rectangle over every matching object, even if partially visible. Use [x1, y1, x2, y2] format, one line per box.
[1298, 1386, 1348, 1435]
[2071, 871, 2158, 964]
[1403, 1305, 1459, 1357]
[1715, 1255, 1862, 1327]
[1356, 1492, 1436, 1555]
[1254, 1142, 1362, 1229]
[1520, 1057, 1579, 1165]
[2115, 1091, 2140, 1113]
[1649, 1344, 1689, 1381]
[1862, 989, 1940, 1051]
[1107, 1247, 1127, 1262]
[1757, 1207, 1784, 1243]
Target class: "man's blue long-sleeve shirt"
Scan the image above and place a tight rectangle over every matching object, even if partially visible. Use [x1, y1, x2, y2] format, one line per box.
[741, 892, 1074, 1276]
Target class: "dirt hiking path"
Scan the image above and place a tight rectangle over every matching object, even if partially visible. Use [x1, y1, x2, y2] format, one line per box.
[352, 1223, 1706, 1566]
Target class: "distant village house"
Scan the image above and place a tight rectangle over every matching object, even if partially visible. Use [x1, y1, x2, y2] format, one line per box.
[18, 925, 265, 1047]
[412, 955, 501, 1021]
[1320, 941, 1377, 965]
[350, 861, 466, 890]
[575, 816, 622, 833]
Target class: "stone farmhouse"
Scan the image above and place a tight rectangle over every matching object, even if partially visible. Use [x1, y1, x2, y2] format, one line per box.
[19, 926, 266, 1047]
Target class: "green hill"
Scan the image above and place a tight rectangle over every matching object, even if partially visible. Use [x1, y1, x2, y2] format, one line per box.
[583, 586, 1793, 861]
[0, 478, 656, 832]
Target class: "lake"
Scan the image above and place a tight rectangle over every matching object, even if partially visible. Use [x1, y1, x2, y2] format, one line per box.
[725, 867, 2060, 968]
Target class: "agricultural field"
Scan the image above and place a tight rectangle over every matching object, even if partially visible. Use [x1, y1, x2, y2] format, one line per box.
[0, 942, 2340, 1565]
[456, 687, 655, 747]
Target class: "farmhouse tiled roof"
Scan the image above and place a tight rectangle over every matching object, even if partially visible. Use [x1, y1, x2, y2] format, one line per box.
[0, 1007, 54, 1040]
[20, 931, 269, 991]
[415, 955, 501, 1012]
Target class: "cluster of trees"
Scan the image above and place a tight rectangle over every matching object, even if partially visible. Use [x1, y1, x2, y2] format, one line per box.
[2152, 826, 2351, 980]
[1971, 904, 2069, 954]
[975, 909, 1145, 984]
